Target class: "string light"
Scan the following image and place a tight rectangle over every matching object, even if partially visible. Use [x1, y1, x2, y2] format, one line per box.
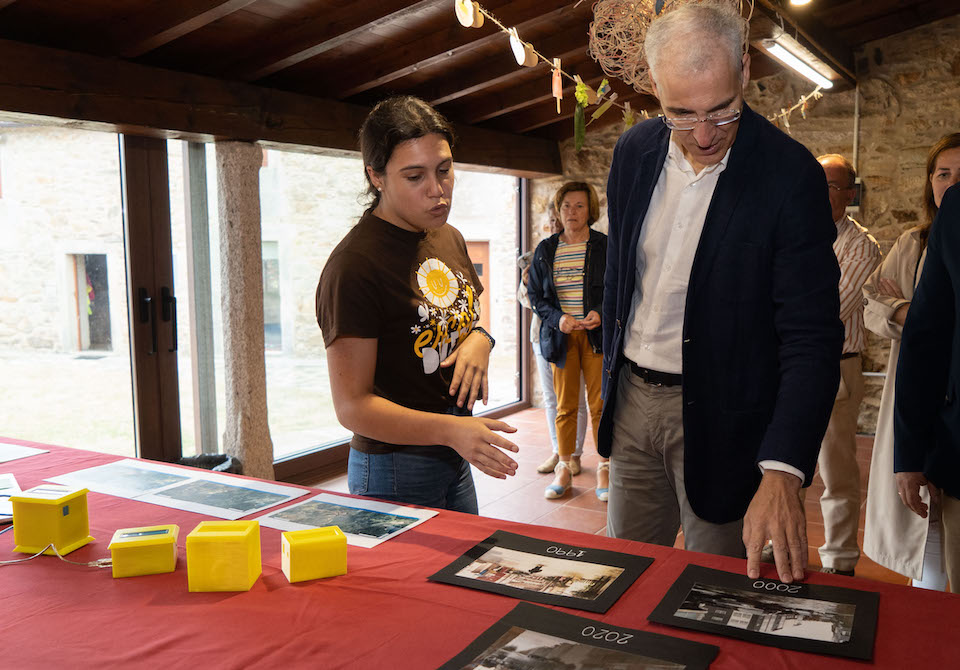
[454, 1, 822, 141]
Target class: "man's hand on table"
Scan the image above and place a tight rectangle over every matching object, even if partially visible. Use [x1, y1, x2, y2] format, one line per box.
[743, 470, 807, 584]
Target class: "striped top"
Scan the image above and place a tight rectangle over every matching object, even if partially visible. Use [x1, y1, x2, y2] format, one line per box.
[834, 214, 881, 354]
[553, 240, 587, 320]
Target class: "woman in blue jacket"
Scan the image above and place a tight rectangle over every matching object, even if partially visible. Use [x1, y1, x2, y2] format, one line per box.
[528, 181, 608, 500]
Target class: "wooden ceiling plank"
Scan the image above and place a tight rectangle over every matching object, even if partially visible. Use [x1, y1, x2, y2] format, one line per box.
[0, 37, 561, 177]
[755, 0, 856, 83]
[418, 23, 589, 106]
[490, 79, 654, 135]
[833, 0, 960, 46]
[450, 55, 600, 124]
[227, 0, 443, 82]
[115, 0, 260, 58]
[335, 0, 580, 99]
[0, 0, 19, 11]
[529, 90, 654, 142]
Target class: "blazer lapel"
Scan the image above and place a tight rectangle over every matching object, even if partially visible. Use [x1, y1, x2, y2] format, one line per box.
[620, 126, 670, 311]
[688, 104, 760, 291]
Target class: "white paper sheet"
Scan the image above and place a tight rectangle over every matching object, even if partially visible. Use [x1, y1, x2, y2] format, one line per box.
[0, 442, 48, 464]
[0, 473, 20, 521]
[48, 459, 309, 519]
[256, 492, 438, 548]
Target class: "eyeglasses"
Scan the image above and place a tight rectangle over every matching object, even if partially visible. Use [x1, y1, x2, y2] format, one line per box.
[662, 108, 742, 131]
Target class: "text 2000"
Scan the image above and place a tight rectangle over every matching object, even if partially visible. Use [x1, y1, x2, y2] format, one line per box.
[753, 580, 801, 594]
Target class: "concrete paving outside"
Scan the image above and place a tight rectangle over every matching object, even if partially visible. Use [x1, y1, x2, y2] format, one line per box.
[0, 347, 520, 461]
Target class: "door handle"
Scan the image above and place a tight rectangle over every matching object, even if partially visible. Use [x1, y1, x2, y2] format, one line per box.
[138, 287, 157, 356]
[161, 286, 177, 353]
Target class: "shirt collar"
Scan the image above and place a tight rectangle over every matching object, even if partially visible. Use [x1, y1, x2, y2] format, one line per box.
[666, 134, 731, 178]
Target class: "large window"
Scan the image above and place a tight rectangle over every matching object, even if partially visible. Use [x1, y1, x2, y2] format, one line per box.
[0, 129, 523, 469]
[0, 126, 136, 456]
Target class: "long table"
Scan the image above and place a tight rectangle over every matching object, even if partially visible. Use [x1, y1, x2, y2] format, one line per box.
[1, 438, 958, 669]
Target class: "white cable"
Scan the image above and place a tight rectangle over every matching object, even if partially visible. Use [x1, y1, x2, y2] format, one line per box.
[0, 542, 111, 568]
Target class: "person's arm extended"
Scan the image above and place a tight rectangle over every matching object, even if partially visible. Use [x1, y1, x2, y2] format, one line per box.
[745, 157, 843, 584]
[326, 336, 519, 479]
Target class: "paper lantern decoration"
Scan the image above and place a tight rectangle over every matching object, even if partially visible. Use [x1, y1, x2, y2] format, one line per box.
[455, 0, 484, 28]
[509, 29, 537, 67]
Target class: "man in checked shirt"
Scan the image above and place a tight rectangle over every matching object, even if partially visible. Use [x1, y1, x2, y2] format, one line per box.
[811, 153, 881, 577]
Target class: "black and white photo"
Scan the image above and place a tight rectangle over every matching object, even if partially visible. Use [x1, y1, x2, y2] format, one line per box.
[430, 530, 652, 613]
[649, 565, 879, 660]
[439, 602, 717, 670]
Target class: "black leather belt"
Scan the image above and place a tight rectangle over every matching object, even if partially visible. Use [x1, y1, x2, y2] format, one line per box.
[840, 352, 860, 360]
[627, 359, 682, 387]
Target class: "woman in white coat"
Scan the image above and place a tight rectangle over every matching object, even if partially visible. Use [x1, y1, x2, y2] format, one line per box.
[863, 132, 960, 588]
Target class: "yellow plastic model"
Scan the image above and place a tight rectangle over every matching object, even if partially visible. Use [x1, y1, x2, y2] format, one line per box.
[107, 524, 179, 578]
[281, 526, 347, 583]
[186, 520, 261, 592]
[10, 485, 95, 555]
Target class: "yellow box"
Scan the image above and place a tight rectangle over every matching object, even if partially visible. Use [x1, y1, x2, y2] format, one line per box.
[281, 526, 347, 583]
[10, 485, 94, 555]
[186, 520, 261, 592]
[107, 524, 179, 578]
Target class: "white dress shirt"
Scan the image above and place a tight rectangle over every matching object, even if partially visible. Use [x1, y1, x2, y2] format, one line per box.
[623, 138, 729, 372]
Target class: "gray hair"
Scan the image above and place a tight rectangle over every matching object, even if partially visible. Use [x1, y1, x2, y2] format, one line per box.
[816, 153, 857, 186]
[645, 1, 748, 89]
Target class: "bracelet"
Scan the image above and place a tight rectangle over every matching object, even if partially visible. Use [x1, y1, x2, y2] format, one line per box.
[472, 326, 495, 351]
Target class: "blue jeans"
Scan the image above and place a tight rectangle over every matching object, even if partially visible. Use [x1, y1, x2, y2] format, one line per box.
[347, 447, 479, 514]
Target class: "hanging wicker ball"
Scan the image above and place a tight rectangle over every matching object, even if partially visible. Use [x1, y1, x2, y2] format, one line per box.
[588, 0, 751, 95]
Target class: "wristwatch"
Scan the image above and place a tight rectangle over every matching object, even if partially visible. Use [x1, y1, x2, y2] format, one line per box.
[473, 326, 496, 350]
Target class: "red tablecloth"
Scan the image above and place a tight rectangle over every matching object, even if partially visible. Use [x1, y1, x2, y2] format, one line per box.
[1, 437, 957, 669]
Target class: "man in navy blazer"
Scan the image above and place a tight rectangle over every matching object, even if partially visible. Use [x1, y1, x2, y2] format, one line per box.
[895, 182, 960, 590]
[600, 2, 842, 583]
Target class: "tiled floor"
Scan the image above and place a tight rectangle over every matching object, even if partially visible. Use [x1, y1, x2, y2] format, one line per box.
[308, 406, 911, 586]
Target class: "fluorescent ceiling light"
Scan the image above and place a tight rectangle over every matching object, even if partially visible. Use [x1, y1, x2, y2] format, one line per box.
[789, 0, 812, 5]
[763, 39, 834, 89]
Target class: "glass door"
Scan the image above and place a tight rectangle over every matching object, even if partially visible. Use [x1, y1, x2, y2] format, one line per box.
[0, 124, 137, 456]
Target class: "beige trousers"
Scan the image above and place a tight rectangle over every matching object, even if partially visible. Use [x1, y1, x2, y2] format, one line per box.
[811, 355, 865, 572]
[940, 493, 960, 592]
[606, 365, 745, 557]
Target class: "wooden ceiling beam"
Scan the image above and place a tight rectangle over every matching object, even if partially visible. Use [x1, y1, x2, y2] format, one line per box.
[0, 38, 561, 178]
[488, 78, 654, 135]
[335, 0, 580, 99]
[417, 23, 590, 107]
[0, 1, 19, 11]
[446, 54, 599, 125]
[225, 0, 443, 82]
[529, 89, 656, 142]
[111, 0, 259, 58]
[831, 0, 960, 46]
[754, 0, 856, 84]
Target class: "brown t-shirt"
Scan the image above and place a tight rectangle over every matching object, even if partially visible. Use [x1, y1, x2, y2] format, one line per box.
[315, 210, 483, 453]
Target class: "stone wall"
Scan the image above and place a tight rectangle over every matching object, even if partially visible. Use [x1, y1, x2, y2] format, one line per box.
[527, 13, 960, 434]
